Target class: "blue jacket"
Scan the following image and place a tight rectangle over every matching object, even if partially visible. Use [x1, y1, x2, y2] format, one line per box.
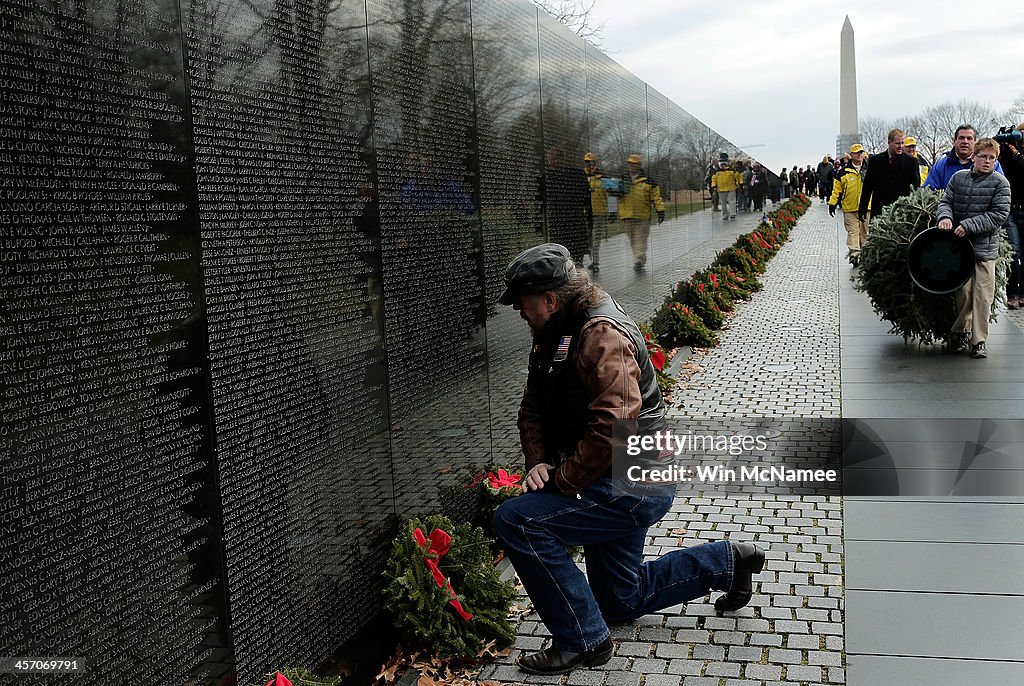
[923, 150, 1004, 189]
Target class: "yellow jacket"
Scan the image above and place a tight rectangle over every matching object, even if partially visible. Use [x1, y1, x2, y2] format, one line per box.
[829, 164, 866, 213]
[619, 175, 664, 220]
[711, 169, 742, 193]
[587, 172, 608, 216]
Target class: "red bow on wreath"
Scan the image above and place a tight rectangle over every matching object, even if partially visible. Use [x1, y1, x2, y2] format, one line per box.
[264, 673, 291, 686]
[413, 527, 474, 621]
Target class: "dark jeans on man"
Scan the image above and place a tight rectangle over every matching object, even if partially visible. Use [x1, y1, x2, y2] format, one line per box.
[493, 476, 733, 653]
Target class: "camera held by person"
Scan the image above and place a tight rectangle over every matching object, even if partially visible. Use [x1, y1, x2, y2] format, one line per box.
[994, 125, 1024, 148]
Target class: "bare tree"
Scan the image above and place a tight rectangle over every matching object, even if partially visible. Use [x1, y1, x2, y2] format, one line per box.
[914, 105, 950, 165]
[998, 93, 1024, 126]
[951, 99, 998, 137]
[857, 115, 891, 154]
[862, 98, 1004, 163]
[913, 100, 996, 163]
[532, 0, 605, 43]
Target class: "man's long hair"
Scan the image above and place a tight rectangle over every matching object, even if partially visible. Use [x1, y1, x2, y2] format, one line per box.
[554, 261, 606, 317]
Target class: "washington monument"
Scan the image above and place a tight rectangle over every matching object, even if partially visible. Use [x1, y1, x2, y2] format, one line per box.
[837, 16, 860, 157]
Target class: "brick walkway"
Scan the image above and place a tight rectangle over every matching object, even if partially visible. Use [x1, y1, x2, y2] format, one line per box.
[479, 203, 847, 685]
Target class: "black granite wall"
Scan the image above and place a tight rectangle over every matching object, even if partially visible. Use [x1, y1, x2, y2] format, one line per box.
[0, 0, 750, 682]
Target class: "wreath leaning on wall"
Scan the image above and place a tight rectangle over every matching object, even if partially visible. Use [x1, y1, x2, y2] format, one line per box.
[382, 514, 516, 659]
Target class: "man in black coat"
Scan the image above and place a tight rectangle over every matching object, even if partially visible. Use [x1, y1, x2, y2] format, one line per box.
[998, 123, 1024, 308]
[857, 128, 920, 223]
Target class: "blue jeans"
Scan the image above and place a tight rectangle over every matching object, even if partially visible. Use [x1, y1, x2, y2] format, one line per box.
[493, 476, 733, 652]
[1005, 207, 1023, 299]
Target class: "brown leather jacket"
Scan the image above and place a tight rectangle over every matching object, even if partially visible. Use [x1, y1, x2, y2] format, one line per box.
[517, 318, 644, 496]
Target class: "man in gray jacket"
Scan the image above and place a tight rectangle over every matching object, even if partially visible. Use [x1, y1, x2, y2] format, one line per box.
[938, 137, 1012, 358]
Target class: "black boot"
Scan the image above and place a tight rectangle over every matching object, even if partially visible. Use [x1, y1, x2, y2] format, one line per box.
[715, 542, 765, 614]
[518, 637, 613, 675]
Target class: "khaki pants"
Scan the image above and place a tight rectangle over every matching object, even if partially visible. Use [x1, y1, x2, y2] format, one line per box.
[625, 218, 650, 267]
[590, 215, 606, 268]
[719, 190, 736, 218]
[953, 259, 996, 345]
[842, 211, 869, 254]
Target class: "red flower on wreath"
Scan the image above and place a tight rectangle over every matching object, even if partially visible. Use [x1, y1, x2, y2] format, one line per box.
[649, 348, 666, 371]
[487, 468, 523, 492]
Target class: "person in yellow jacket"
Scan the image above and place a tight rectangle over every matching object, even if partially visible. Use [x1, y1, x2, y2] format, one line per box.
[584, 152, 609, 272]
[903, 136, 929, 185]
[711, 160, 742, 220]
[828, 143, 870, 265]
[619, 153, 665, 271]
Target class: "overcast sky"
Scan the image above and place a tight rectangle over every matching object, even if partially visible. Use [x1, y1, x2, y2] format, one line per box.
[589, 0, 1024, 174]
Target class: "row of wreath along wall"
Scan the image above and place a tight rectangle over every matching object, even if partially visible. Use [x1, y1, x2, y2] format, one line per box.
[0, 0, 772, 682]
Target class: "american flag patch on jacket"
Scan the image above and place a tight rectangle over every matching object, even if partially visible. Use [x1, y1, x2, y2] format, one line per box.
[553, 335, 572, 362]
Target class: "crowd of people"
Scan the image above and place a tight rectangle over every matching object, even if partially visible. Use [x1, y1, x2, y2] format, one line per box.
[818, 124, 1022, 360]
[706, 123, 1022, 360]
[570, 126, 1021, 364]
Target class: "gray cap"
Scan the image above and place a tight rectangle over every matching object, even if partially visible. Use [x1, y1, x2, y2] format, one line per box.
[499, 243, 575, 305]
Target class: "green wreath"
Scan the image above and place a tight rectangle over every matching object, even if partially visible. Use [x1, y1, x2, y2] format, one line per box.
[382, 515, 515, 659]
[854, 188, 1012, 345]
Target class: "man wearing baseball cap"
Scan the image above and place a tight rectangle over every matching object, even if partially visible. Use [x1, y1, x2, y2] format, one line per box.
[494, 243, 765, 676]
[903, 136, 929, 184]
[618, 154, 665, 271]
[583, 153, 609, 273]
[829, 144, 870, 265]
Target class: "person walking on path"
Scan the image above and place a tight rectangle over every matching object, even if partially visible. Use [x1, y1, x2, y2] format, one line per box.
[780, 167, 789, 198]
[997, 123, 1024, 309]
[706, 160, 720, 212]
[494, 244, 766, 676]
[618, 154, 665, 272]
[712, 159, 742, 220]
[830, 144, 870, 265]
[938, 138, 1011, 359]
[857, 128, 920, 224]
[542, 144, 592, 264]
[738, 160, 752, 213]
[788, 167, 800, 197]
[803, 165, 816, 197]
[583, 152, 609, 273]
[817, 156, 835, 203]
[749, 162, 767, 212]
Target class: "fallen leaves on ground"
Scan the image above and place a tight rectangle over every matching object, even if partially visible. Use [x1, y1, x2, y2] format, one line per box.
[374, 640, 513, 686]
[506, 602, 533, 621]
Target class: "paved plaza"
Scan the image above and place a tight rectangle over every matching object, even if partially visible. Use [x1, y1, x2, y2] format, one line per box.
[477, 202, 1024, 685]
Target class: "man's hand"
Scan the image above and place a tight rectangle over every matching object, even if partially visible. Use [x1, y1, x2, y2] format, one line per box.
[522, 463, 554, 492]
[828, 204, 837, 217]
[657, 210, 665, 224]
[857, 211, 866, 222]
[954, 226, 967, 237]
[937, 218, 953, 231]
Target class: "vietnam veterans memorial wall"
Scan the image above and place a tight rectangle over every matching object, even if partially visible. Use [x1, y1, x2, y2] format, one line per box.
[0, 0, 746, 681]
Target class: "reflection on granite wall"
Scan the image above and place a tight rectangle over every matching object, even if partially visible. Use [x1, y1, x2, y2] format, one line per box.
[0, 0, 761, 682]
